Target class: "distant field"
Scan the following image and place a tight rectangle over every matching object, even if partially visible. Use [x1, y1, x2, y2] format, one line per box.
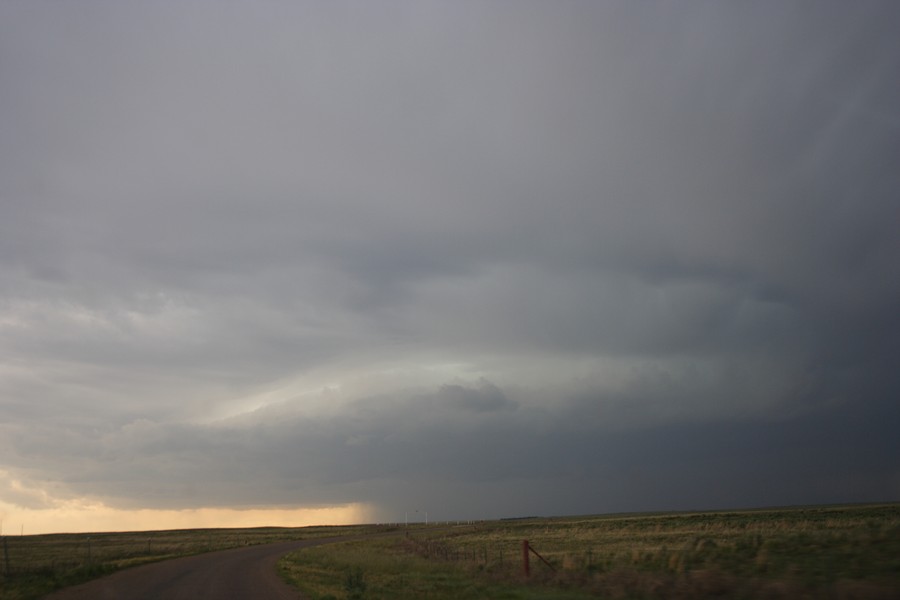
[278, 504, 900, 600]
[0, 524, 380, 600]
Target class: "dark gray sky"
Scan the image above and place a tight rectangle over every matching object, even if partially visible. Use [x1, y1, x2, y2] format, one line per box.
[1, 1, 899, 532]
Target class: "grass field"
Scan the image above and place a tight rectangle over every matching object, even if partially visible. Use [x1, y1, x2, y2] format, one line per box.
[278, 503, 900, 600]
[2, 504, 897, 599]
[0, 524, 379, 600]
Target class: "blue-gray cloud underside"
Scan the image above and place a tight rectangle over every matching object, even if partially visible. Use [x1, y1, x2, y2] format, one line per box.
[0, 0, 898, 519]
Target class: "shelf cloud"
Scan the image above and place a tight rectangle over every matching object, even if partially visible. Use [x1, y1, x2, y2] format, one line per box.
[1, 0, 898, 533]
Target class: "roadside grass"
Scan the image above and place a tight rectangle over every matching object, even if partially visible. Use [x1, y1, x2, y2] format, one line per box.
[0, 524, 379, 600]
[279, 504, 900, 599]
[279, 535, 591, 600]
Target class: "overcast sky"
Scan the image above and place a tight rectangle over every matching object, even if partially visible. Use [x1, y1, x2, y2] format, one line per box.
[1, 1, 899, 534]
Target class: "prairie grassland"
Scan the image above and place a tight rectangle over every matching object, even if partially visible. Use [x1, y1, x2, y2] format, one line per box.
[0, 524, 378, 600]
[279, 504, 900, 600]
[279, 533, 591, 600]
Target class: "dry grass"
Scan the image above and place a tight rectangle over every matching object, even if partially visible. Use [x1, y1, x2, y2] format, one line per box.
[281, 504, 900, 599]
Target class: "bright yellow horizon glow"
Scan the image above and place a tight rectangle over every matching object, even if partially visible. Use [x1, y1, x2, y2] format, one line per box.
[0, 498, 375, 536]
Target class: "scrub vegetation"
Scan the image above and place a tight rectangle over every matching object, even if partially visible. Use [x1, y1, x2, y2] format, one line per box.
[279, 503, 900, 600]
[0, 524, 376, 600]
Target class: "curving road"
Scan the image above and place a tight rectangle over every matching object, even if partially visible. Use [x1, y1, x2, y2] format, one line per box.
[43, 536, 351, 600]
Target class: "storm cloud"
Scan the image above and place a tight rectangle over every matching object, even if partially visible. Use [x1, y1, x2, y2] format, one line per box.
[1, 1, 898, 531]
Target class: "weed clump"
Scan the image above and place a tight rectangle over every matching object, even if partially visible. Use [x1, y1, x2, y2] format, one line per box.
[343, 567, 367, 599]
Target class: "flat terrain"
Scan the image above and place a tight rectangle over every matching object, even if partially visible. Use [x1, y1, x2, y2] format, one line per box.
[280, 504, 900, 599]
[3, 504, 897, 599]
[0, 525, 381, 600]
[42, 537, 345, 600]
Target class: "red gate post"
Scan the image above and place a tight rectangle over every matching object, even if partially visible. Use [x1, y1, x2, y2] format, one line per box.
[522, 540, 530, 577]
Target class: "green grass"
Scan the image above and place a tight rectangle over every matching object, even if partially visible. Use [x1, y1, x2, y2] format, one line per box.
[0, 524, 379, 600]
[279, 504, 900, 600]
[4, 505, 897, 600]
[279, 534, 591, 600]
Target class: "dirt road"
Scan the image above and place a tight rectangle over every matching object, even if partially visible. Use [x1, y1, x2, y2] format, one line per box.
[43, 536, 346, 599]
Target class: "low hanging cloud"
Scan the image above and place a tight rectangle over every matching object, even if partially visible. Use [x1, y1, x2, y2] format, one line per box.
[0, 0, 898, 531]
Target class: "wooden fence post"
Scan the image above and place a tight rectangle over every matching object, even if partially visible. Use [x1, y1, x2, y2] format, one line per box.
[522, 540, 530, 577]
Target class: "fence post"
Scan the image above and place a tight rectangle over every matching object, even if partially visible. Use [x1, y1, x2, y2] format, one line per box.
[522, 540, 530, 577]
[3, 537, 10, 577]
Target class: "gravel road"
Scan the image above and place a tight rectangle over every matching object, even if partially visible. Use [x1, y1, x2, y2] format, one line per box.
[43, 536, 348, 599]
